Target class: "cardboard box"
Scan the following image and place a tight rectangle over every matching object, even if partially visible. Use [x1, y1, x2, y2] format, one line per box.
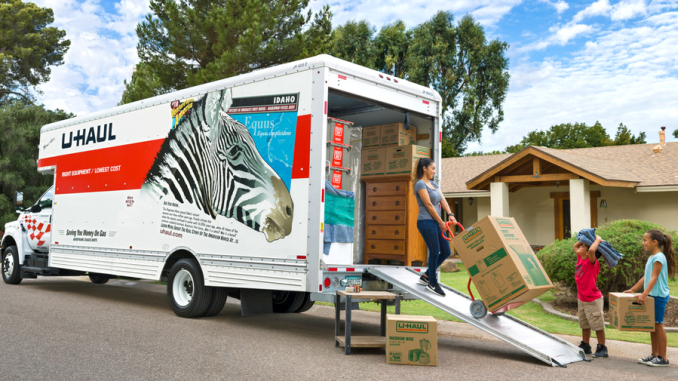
[361, 147, 386, 177]
[381, 123, 417, 147]
[384, 145, 431, 178]
[363, 125, 381, 148]
[386, 315, 437, 366]
[609, 293, 655, 332]
[451, 216, 553, 312]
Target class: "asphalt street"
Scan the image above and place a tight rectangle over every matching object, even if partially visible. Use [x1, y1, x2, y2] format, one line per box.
[1, 277, 676, 380]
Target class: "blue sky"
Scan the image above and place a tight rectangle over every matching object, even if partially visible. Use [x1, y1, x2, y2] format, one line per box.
[33, 0, 678, 152]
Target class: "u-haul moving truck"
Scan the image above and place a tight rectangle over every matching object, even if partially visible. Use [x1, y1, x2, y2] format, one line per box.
[1, 55, 442, 317]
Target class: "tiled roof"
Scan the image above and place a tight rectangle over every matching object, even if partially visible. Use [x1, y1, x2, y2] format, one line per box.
[442, 142, 678, 193]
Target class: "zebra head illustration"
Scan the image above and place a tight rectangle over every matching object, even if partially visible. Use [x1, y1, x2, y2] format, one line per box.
[143, 89, 294, 242]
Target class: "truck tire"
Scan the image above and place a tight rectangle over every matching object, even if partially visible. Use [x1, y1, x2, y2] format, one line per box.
[202, 287, 228, 317]
[167, 258, 212, 318]
[272, 290, 304, 313]
[89, 273, 110, 284]
[2, 246, 22, 285]
[294, 292, 315, 313]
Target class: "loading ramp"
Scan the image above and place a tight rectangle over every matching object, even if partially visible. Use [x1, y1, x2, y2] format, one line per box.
[368, 267, 586, 367]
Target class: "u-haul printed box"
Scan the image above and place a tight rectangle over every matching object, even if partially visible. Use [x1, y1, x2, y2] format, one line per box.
[381, 123, 417, 147]
[386, 315, 437, 366]
[363, 125, 381, 148]
[384, 145, 430, 178]
[609, 293, 655, 332]
[361, 147, 386, 177]
[451, 216, 554, 312]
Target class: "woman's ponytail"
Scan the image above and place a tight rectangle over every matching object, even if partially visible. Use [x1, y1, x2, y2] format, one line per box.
[664, 233, 676, 278]
[416, 158, 434, 180]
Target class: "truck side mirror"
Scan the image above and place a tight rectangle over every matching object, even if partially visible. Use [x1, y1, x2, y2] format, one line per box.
[15, 191, 24, 212]
[30, 204, 42, 213]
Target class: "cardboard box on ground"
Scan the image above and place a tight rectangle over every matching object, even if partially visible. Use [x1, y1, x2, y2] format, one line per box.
[386, 315, 438, 366]
[451, 216, 554, 312]
[609, 293, 655, 332]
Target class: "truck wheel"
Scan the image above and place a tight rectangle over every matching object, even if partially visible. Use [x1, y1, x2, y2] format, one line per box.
[272, 290, 304, 313]
[89, 273, 110, 284]
[202, 287, 228, 317]
[167, 258, 212, 318]
[294, 292, 315, 313]
[2, 246, 22, 285]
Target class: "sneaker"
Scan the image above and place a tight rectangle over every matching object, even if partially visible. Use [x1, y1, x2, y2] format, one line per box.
[638, 354, 655, 364]
[418, 275, 430, 286]
[426, 283, 446, 296]
[579, 341, 592, 355]
[592, 344, 608, 358]
[647, 356, 670, 367]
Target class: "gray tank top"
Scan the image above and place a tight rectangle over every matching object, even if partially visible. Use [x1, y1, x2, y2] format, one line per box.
[414, 180, 441, 220]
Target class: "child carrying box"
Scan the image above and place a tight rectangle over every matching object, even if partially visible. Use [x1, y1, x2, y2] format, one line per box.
[624, 230, 676, 367]
[573, 235, 608, 358]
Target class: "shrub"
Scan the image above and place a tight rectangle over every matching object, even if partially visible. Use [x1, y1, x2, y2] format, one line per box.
[537, 219, 676, 296]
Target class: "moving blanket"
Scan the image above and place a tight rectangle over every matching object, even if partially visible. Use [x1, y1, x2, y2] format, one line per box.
[576, 228, 624, 268]
[323, 180, 354, 254]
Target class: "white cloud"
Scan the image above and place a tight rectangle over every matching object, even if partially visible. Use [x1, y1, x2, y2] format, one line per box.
[469, 7, 678, 152]
[572, 0, 612, 23]
[539, 0, 570, 14]
[31, 0, 150, 116]
[611, 0, 648, 20]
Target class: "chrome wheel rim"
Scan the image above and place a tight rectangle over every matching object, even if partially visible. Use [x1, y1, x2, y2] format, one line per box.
[3, 253, 14, 278]
[173, 269, 194, 307]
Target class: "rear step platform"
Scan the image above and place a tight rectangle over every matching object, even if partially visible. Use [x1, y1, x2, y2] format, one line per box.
[368, 267, 586, 367]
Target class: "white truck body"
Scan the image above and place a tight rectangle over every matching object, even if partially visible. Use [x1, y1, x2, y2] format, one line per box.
[2, 54, 441, 302]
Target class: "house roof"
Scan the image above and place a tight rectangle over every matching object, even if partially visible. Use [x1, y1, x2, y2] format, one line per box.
[442, 142, 678, 194]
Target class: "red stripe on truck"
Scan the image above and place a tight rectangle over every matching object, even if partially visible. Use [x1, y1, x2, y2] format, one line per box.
[291, 114, 311, 179]
[38, 139, 165, 195]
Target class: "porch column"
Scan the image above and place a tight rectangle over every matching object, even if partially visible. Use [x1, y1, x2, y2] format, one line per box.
[477, 197, 491, 221]
[570, 179, 591, 234]
[490, 182, 509, 217]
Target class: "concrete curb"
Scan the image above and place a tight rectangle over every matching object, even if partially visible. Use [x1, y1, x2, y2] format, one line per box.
[532, 298, 678, 333]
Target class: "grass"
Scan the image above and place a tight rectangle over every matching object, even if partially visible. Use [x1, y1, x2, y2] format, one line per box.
[319, 263, 678, 347]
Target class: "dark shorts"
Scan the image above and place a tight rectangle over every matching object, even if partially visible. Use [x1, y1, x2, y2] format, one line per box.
[652, 294, 670, 324]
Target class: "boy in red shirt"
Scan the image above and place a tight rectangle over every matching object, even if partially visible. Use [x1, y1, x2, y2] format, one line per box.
[574, 235, 607, 358]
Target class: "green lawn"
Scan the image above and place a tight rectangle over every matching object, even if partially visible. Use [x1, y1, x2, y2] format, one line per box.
[320, 263, 677, 347]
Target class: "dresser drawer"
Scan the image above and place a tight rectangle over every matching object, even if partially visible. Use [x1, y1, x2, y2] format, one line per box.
[366, 181, 408, 197]
[366, 225, 405, 240]
[366, 210, 406, 225]
[366, 239, 406, 255]
[366, 196, 407, 211]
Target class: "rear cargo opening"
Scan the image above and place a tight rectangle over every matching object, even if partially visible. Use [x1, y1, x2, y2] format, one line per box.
[324, 89, 435, 267]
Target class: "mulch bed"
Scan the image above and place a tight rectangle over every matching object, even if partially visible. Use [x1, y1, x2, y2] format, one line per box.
[550, 283, 678, 327]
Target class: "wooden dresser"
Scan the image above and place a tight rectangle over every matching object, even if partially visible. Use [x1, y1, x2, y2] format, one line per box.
[363, 175, 427, 266]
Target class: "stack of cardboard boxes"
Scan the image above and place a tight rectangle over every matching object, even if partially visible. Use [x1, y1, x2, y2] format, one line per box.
[361, 123, 430, 179]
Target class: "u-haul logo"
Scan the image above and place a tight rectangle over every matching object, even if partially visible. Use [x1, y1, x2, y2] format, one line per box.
[333, 150, 342, 161]
[496, 218, 514, 229]
[368, 154, 379, 160]
[629, 305, 646, 312]
[396, 322, 429, 333]
[416, 147, 430, 155]
[62, 123, 116, 149]
[393, 151, 405, 158]
[463, 227, 482, 243]
[334, 124, 344, 138]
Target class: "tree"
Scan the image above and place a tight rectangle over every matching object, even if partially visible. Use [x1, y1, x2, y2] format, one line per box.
[373, 20, 411, 78]
[329, 20, 376, 68]
[503, 122, 647, 154]
[407, 12, 509, 157]
[674, 128, 678, 139]
[118, 63, 166, 106]
[0, 101, 73, 227]
[0, 0, 70, 104]
[121, 0, 332, 104]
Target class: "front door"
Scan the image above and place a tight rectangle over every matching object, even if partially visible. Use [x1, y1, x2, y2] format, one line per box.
[23, 187, 54, 252]
[562, 199, 572, 239]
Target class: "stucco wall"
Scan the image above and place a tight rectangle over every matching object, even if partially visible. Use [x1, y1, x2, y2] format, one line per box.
[452, 187, 678, 246]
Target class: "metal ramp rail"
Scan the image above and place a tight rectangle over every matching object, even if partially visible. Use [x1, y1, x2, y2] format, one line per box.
[368, 267, 586, 367]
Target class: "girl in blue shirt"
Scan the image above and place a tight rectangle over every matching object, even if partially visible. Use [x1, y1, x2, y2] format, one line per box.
[624, 230, 676, 367]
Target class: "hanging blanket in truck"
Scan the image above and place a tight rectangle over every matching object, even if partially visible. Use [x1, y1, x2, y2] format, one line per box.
[323, 180, 354, 254]
[576, 228, 624, 268]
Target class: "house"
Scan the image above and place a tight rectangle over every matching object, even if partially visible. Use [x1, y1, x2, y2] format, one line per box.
[441, 142, 678, 246]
